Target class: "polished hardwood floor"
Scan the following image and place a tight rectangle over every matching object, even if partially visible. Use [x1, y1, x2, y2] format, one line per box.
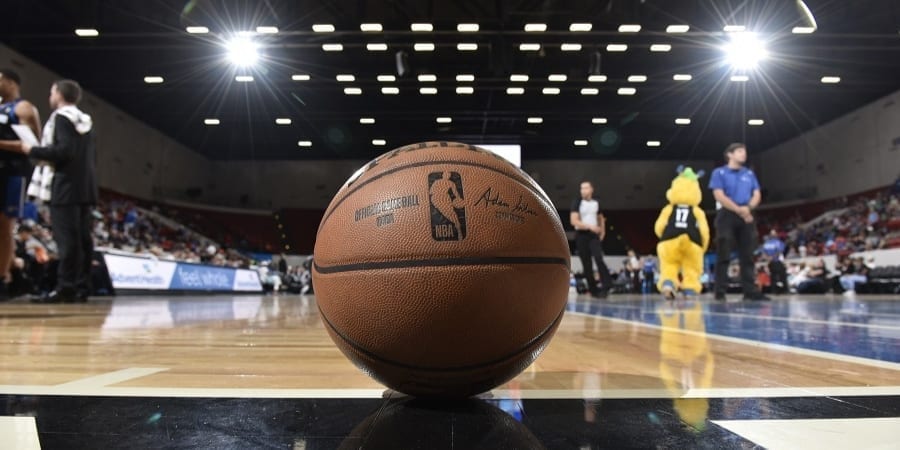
[2, 293, 899, 448]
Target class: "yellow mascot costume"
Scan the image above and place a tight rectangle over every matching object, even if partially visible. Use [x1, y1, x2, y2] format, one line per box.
[654, 166, 709, 298]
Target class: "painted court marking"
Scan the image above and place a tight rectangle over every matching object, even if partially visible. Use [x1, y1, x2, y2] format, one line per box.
[0, 416, 41, 450]
[713, 417, 900, 450]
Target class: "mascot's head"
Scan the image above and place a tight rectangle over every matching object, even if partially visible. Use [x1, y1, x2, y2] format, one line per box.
[666, 166, 705, 206]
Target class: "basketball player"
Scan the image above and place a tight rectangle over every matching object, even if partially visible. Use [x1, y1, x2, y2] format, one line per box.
[708, 143, 769, 301]
[570, 181, 613, 298]
[0, 69, 41, 299]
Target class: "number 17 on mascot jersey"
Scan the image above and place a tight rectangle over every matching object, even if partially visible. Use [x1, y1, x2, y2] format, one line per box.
[654, 167, 710, 299]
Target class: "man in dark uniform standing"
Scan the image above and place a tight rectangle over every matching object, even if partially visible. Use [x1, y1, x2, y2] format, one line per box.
[17, 80, 96, 303]
[708, 143, 769, 301]
[570, 181, 613, 298]
[0, 69, 42, 299]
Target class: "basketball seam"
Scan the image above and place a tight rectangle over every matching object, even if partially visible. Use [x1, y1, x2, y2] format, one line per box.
[317, 304, 566, 372]
[321, 159, 553, 227]
[313, 256, 569, 274]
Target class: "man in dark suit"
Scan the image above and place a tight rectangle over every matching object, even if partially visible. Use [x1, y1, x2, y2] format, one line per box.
[20, 80, 96, 303]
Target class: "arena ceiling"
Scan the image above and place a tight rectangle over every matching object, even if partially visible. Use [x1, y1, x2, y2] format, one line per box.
[4, 0, 900, 161]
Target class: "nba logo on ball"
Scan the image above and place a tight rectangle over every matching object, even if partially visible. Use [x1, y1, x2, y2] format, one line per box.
[428, 171, 467, 241]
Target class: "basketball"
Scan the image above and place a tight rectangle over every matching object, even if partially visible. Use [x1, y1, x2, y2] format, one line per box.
[312, 141, 571, 397]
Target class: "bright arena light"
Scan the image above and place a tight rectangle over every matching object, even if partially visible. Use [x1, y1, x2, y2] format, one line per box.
[723, 32, 767, 69]
[226, 38, 259, 66]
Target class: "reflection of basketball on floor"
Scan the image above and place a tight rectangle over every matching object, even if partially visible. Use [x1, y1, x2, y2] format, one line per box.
[313, 141, 571, 397]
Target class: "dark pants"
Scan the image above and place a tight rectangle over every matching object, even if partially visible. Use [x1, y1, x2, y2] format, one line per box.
[768, 259, 788, 294]
[714, 210, 759, 296]
[575, 231, 612, 294]
[50, 205, 94, 295]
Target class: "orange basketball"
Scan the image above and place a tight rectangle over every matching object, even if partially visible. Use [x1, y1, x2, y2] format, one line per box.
[312, 142, 570, 397]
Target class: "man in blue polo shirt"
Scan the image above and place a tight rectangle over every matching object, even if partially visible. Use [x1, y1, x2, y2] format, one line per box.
[709, 143, 769, 301]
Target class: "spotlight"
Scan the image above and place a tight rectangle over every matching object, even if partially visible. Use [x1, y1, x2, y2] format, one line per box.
[226, 38, 259, 67]
[723, 32, 767, 70]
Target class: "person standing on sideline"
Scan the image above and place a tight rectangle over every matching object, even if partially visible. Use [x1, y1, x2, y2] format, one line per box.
[0, 69, 42, 299]
[570, 181, 613, 298]
[709, 143, 769, 301]
[16, 80, 95, 303]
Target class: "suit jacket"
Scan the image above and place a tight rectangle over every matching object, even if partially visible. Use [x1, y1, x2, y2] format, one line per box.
[29, 114, 98, 206]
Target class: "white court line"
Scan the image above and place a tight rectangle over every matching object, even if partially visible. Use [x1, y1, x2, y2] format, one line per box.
[567, 311, 900, 371]
[0, 416, 41, 450]
[53, 368, 169, 389]
[713, 417, 900, 450]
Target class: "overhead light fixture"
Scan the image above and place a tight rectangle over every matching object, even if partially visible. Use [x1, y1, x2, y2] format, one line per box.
[377, 75, 396, 82]
[297, 140, 312, 147]
[275, 118, 292, 125]
[569, 23, 592, 32]
[524, 23, 547, 32]
[675, 118, 691, 125]
[748, 119, 765, 126]
[730, 75, 749, 82]
[617, 87, 636, 95]
[226, 38, 259, 66]
[647, 140, 661, 147]
[186, 26, 209, 34]
[519, 43, 541, 51]
[381, 86, 399, 94]
[256, 26, 278, 34]
[143, 76, 164, 84]
[312, 24, 335, 33]
[203, 119, 220, 125]
[618, 24, 641, 32]
[411, 23, 433, 32]
[336, 74, 355, 82]
[542, 87, 560, 95]
[792, 26, 816, 34]
[506, 87, 525, 95]
[420, 87, 438, 94]
[234, 75, 254, 82]
[574, 140, 588, 146]
[580, 88, 599, 95]
[436, 117, 452, 123]
[650, 44, 671, 52]
[418, 74, 437, 82]
[821, 76, 841, 83]
[291, 74, 310, 81]
[588, 75, 608, 82]
[456, 74, 475, 82]
[592, 117, 607, 124]
[723, 32, 767, 69]
[723, 25, 746, 32]
[457, 43, 478, 51]
[75, 28, 99, 37]
[456, 86, 474, 94]
[666, 25, 690, 33]
[560, 43, 582, 51]
[360, 23, 383, 32]
[322, 43, 343, 51]
[367, 43, 388, 51]
[359, 117, 375, 124]
[458, 23, 479, 32]
[627, 75, 647, 82]
[548, 74, 567, 82]
[527, 117, 543, 124]
[372, 139, 387, 146]
[607, 44, 628, 52]
[673, 74, 692, 81]
[414, 43, 435, 51]
[510, 74, 529, 82]
[343, 87, 362, 95]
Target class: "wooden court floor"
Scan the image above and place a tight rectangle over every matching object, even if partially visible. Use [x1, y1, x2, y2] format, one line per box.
[1, 293, 898, 399]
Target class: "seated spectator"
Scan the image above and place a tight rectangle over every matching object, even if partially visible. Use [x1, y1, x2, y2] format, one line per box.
[839, 256, 870, 295]
[794, 259, 829, 294]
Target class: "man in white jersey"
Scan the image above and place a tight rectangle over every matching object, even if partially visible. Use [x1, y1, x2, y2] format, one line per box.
[570, 181, 613, 298]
